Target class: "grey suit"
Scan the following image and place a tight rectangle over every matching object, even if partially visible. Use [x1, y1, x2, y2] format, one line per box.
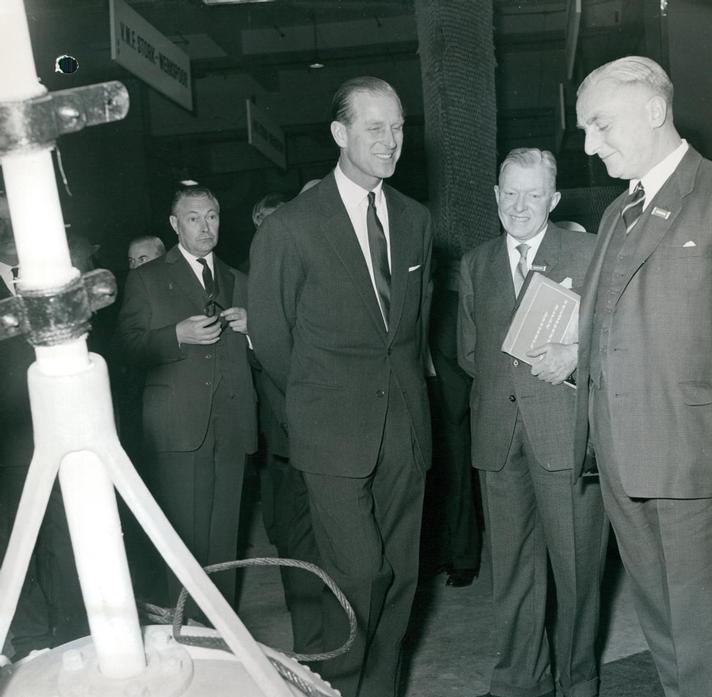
[574, 147, 712, 697]
[458, 224, 607, 697]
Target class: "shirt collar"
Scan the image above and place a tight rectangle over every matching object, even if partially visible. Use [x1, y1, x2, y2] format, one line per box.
[631, 139, 688, 209]
[178, 244, 214, 267]
[506, 224, 548, 258]
[334, 164, 384, 211]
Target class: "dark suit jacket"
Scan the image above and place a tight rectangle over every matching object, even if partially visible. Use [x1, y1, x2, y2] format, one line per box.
[459, 223, 596, 471]
[247, 172, 433, 477]
[117, 245, 257, 456]
[574, 147, 712, 497]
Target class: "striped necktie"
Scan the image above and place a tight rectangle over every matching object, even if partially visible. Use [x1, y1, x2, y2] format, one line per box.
[196, 257, 215, 298]
[366, 191, 391, 326]
[622, 182, 645, 234]
[513, 243, 530, 296]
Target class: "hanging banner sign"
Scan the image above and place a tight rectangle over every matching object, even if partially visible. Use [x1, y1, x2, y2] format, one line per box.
[109, 0, 192, 111]
[246, 100, 287, 170]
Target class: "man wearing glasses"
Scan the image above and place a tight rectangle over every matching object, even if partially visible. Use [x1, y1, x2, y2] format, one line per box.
[118, 185, 257, 616]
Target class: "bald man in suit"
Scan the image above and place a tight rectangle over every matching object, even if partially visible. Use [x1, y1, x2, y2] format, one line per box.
[575, 56, 712, 697]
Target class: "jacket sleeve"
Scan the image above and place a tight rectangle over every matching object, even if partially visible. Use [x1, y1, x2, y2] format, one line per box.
[457, 254, 477, 380]
[247, 214, 304, 394]
[117, 268, 184, 368]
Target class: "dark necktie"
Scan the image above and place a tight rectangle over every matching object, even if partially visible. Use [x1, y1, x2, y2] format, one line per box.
[196, 257, 215, 298]
[10, 266, 19, 281]
[366, 191, 391, 325]
[513, 242, 530, 296]
[622, 182, 646, 234]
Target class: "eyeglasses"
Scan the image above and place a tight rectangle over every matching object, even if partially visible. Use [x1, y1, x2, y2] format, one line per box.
[204, 297, 226, 318]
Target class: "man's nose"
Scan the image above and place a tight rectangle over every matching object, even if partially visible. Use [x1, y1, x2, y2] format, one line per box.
[514, 194, 527, 211]
[383, 128, 397, 149]
[584, 129, 600, 156]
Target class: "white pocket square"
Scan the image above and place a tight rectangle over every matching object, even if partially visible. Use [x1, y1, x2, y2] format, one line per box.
[408, 264, 421, 272]
[683, 240, 697, 248]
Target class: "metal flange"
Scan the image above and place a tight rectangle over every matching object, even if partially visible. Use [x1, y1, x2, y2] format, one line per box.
[0, 82, 129, 155]
[0, 269, 117, 346]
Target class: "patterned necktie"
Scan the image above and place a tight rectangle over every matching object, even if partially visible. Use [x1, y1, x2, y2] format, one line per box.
[196, 257, 215, 298]
[366, 191, 391, 326]
[513, 242, 530, 296]
[622, 182, 646, 234]
[10, 266, 19, 282]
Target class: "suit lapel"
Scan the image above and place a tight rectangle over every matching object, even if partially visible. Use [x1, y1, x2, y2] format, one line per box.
[578, 194, 625, 354]
[165, 245, 208, 313]
[533, 224, 561, 277]
[485, 236, 518, 318]
[214, 257, 234, 309]
[613, 148, 701, 307]
[319, 174, 388, 339]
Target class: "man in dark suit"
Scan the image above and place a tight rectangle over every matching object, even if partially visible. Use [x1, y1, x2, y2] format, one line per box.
[574, 56, 712, 697]
[248, 77, 432, 697]
[117, 185, 257, 613]
[458, 148, 607, 697]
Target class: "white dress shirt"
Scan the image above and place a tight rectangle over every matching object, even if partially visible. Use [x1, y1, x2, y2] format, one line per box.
[334, 164, 391, 326]
[633, 138, 689, 209]
[177, 245, 215, 289]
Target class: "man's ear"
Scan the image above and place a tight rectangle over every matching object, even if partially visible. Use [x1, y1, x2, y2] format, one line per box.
[647, 95, 668, 129]
[493, 184, 500, 205]
[549, 191, 562, 212]
[331, 120, 347, 148]
[169, 215, 179, 235]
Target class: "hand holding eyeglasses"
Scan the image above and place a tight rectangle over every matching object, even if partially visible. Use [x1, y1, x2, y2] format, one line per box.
[176, 314, 222, 345]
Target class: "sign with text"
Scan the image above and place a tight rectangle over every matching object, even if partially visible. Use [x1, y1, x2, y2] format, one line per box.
[110, 0, 192, 111]
[246, 100, 286, 170]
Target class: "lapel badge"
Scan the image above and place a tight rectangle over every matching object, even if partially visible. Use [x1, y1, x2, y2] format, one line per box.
[652, 206, 671, 220]
[531, 264, 547, 273]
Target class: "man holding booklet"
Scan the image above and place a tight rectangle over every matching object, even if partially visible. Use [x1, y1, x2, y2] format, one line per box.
[457, 148, 607, 697]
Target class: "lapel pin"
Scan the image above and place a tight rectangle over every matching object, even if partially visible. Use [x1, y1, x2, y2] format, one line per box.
[531, 264, 547, 273]
[652, 207, 671, 220]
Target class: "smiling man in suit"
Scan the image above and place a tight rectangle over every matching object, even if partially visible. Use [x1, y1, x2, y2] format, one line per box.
[118, 185, 257, 613]
[248, 77, 432, 697]
[575, 56, 712, 697]
[458, 148, 607, 697]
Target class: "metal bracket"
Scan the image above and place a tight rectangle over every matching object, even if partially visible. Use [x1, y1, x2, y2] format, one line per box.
[0, 82, 129, 155]
[0, 269, 117, 346]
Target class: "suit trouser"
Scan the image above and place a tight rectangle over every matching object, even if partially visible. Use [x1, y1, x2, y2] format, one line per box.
[151, 380, 246, 615]
[482, 412, 607, 697]
[266, 455, 323, 654]
[301, 387, 425, 697]
[590, 379, 712, 697]
[428, 376, 481, 571]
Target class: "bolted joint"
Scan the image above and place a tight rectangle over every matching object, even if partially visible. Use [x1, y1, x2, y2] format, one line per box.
[0, 268, 117, 346]
[0, 81, 129, 156]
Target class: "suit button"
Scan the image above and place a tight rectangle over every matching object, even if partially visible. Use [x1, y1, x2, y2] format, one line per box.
[512, 359, 519, 367]
[508, 394, 516, 402]
[376, 389, 385, 398]
[205, 354, 212, 359]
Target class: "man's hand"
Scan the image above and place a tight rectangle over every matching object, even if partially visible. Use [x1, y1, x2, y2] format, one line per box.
[220, 306, 248, 334]
[176, 315, 222, 345]
[526, 342, 578, 385]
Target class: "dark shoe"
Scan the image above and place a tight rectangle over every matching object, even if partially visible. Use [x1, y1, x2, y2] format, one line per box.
[445, 568, 478, 587]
